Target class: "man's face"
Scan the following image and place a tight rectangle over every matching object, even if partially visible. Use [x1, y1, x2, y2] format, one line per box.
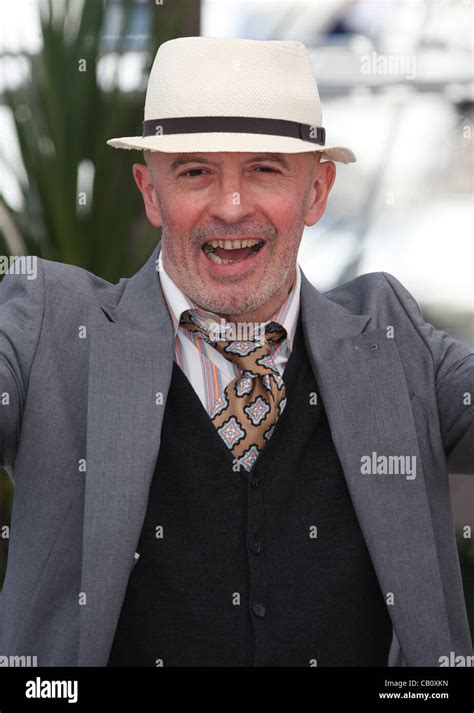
[133, 151, 335, 319]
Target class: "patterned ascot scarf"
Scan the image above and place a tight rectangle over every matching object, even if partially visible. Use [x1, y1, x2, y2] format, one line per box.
[180, 309, 288, 471]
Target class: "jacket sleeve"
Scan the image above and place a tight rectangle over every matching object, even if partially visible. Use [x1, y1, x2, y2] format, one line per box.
[382, 272, 474, 474]
[0, 257, 45, 473]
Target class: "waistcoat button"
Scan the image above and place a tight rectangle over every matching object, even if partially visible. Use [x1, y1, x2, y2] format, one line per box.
[249, 535, 262, 554]
[252, 601, 266, 618]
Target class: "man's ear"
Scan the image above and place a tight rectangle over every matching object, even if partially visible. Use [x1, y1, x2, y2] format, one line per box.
[303, 160, 336, 227]
[132, 163, 162, 228]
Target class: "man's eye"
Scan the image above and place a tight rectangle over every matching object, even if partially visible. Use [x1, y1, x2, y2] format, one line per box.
[181, 168, 207, 178]
[179, 166, 278, 178]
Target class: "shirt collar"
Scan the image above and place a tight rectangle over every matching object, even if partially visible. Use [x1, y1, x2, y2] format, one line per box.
[157, 249, 301, 348]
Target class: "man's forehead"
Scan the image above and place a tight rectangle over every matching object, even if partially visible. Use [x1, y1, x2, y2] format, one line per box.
[144, 151, 318, 170]
[168, 153, 291, 169]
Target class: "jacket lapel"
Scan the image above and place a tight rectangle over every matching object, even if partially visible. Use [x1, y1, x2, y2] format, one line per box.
[79, 244, 175, 666]
[299, 269, 451, 665]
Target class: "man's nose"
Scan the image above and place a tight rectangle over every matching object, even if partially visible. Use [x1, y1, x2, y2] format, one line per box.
[208, 173, 255, 223]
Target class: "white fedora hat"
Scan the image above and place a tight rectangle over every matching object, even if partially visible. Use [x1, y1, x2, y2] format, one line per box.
[107, 36, 356, 164]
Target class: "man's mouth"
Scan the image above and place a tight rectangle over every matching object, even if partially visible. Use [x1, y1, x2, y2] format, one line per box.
[202, 238, 265, 265]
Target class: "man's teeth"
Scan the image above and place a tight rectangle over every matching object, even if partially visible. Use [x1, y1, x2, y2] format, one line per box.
[202, 238, 265, 265]
[204, 238, 262, 250]
[207, 252, 236, 265]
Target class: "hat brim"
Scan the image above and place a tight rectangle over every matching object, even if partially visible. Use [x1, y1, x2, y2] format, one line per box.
[106, 133, 356, 164]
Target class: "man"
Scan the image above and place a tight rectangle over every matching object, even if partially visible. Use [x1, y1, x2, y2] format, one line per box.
[0, 36, 472, 667]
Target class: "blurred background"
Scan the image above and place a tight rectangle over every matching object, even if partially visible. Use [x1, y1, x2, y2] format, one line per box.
[0, 0, 473, 642]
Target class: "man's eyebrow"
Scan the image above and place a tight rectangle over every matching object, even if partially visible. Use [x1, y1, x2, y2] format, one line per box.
[169, 155, 214, 170]
[243, 154, 290, 168]
[168, 153, 290, 171]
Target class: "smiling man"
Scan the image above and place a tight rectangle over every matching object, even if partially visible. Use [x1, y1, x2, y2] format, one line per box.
[0, 36, 473, 669]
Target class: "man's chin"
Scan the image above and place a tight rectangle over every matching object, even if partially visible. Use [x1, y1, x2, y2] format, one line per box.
[194, 294, 265, 318]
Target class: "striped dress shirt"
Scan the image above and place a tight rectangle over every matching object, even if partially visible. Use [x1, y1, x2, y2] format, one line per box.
[157, 250, 302, 415]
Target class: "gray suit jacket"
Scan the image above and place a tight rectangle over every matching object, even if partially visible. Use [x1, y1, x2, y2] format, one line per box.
[0, 243, 472, 667]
